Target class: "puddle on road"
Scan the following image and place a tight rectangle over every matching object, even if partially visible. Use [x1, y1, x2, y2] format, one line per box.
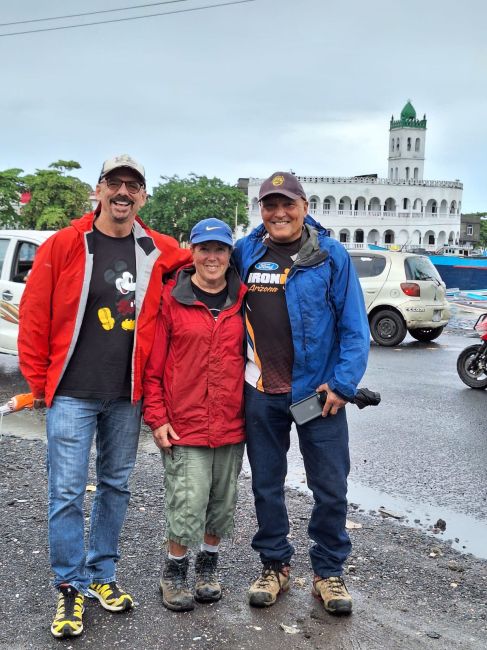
[4, 416, 486, 560]
[286, 467, 487, 560]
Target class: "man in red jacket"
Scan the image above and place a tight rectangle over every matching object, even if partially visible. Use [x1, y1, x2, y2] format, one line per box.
[18, 154, 191, 639]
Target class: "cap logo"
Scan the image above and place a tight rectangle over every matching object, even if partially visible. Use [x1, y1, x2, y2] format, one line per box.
[272, 175, 285, 187]
[205, 226, 221, 231]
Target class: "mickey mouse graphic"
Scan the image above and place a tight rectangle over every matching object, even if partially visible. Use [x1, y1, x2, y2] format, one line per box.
[97, 260, 136, 332]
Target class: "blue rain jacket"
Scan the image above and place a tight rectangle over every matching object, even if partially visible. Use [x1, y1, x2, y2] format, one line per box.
[233, 215, 370, 402]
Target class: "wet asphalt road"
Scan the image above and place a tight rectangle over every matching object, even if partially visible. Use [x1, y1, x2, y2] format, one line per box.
[347, 330, 487, 520]
[2, 322, 486, 549]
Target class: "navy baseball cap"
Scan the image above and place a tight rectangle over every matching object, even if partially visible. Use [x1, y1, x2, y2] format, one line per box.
[259, 171, 306, 201]
[190, 218, 234, 247]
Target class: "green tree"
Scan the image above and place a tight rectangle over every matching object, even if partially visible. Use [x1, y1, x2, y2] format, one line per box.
[140, 174, 249, 242]
[21, 161, 92, 230]
[48, 160, 82, 173]
[0, 168, 25, 228]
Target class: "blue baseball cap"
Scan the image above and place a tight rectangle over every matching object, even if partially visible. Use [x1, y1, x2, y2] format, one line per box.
[190, 218, 234, 247]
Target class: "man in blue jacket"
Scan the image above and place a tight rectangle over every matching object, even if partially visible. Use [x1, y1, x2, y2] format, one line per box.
[233, 172, 369, 615]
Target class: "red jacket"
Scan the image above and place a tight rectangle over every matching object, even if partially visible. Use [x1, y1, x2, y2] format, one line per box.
[18, 211, 191, 406]
[142, 265, 246, 447]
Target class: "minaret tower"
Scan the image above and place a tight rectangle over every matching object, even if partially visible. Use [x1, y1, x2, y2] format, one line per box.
[388, 100, 427, 181]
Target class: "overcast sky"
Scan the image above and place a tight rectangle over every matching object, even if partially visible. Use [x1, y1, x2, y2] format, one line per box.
[1, 0, 486, 212]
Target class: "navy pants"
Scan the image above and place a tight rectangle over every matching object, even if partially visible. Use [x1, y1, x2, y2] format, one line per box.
[245, 383, 351, 577]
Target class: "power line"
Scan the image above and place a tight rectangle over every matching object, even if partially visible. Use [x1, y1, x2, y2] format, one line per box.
[0, 1, 190, 27]
[0, 0, 256, 38]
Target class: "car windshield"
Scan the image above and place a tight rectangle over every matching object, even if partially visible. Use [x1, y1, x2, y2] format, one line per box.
[404, 256, 442, 282]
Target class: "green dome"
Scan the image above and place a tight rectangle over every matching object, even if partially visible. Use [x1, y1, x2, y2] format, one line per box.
[400, 100, 416, 121]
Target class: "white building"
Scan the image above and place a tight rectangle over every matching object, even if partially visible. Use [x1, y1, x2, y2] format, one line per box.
[247, 102, 463, 250]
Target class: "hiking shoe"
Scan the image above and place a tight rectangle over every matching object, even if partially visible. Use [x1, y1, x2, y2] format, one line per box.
[159, 556, 195, 611]
[248, 561, 290, 607]
[312, 575, 352, 615]
[88, 581, 134, 612]
[50, 584, 84, 638]
[194, 551, 222, 603]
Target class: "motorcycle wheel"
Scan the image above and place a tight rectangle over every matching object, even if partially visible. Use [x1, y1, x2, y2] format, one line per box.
[456, 344, 487, 389]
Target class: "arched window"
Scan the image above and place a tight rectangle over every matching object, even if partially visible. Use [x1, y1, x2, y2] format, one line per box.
[323, 198, 330, 210]
[415, 138, 420, 152]
[414, 167, 419, 180]
[391, 138, 395, 151]
[403, 198, 408, 209]
[395, 167, 398, 180]
[405, 167, 410, 180]
[428, 234, 435, 245]
[396, 139, 400, 151]
[407, 137, 411, 151]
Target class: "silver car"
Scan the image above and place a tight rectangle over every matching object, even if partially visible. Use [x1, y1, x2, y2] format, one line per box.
[349, 249, 451, 347]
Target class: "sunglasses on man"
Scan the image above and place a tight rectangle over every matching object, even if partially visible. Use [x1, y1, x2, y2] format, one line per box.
[102, 177, 145, 194]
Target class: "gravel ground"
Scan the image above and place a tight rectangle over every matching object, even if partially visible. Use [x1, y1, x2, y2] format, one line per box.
[1, 434, 486, 650]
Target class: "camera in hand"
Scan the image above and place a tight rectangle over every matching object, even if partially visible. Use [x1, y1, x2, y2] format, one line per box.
[289, 387, 381, 425]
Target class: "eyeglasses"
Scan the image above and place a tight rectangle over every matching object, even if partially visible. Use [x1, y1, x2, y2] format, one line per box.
[102, 178, 144, 194]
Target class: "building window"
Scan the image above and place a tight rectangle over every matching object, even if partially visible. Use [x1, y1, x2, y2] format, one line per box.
[407, 137, 411, 151]
[415, 138, 420, 152]
[323, 199, 330, 210]
[391, 138, 394, 151]
[414, 167, 419, 180]
[428, 234, 435, 245]
[405, 167, 410, 180]
[403, 198, 408, 209]
[390, 168, 393, 179]
[395, 168, 398, 180]
[467, 224, 473, 236]
[396, 139, 400, 151]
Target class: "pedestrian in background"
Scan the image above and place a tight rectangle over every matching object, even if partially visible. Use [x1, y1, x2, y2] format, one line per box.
[233, 172, 369, 615]
[143, 218, 246, 612]
[18, 155, 190, 638]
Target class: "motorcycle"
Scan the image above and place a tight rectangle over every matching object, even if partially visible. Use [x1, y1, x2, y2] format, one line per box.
[456, 313, 487, 389]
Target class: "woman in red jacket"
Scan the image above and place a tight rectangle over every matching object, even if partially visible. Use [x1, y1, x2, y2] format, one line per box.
[143, 218, 246, 612]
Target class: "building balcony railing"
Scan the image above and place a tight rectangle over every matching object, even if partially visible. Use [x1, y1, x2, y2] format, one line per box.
[249, 208, 460, 222]
[249, 176, 463, 189]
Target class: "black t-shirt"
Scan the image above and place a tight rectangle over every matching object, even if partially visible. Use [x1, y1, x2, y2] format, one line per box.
[192, 281, 228, 320]
[245, 236, 302, 393]
[57, 226, 137, 399]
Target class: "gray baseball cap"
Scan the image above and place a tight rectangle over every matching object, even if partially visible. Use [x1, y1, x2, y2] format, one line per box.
[98, 154, 145, 184]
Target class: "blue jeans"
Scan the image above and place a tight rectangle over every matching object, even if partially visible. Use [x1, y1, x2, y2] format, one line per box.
[46, 396, 141, 593]
[245, 384, 351, 577]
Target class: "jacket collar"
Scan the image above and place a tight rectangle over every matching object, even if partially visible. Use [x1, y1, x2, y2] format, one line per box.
[171, 264, 243, 309]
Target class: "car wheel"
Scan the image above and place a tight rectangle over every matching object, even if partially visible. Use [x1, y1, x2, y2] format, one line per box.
[370, 309, 407, 346]
[408, 326, 444, 342]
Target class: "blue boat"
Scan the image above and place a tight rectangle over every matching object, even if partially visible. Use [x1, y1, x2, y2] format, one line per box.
[429, 254, 487, 290]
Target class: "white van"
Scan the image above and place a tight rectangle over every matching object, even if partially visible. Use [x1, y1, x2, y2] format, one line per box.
[0, 230, 55, 354]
